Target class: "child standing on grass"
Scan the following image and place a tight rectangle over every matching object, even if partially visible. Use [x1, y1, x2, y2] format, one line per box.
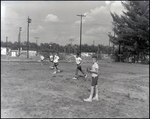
[40, 53, 45, 65]
[53, 52, 60, 74]
[71, 53, 87, 80]
[84, 55, 99, 102]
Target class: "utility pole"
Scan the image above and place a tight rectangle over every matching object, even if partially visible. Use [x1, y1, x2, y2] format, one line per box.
[108, 32, 111, 63]
[113, 32, 115, 54]
[6, 37, 8, 54]
[93, 40, 95, 53]
[18, 27, 22, 56]
[108, 32, 111, 47]
[69, 38, 74, 45]
[93, 40, 95, 45]
[27, 16, 32, 58]
[108, 32, 111, 56]
[35, 37, 39, 53]
[77, 14, 86, 56]
[119, 42, 121, 62]
[69, 38, 74, 53]
[97, 45, 99, 59]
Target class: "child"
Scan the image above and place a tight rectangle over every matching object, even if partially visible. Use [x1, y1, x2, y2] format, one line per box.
[84, 55, 99, 102]
[40, 53, 45, 65]
[72, 53, 87, 80]
[49, 53, 54, 69]
[53, 52, 60, 74]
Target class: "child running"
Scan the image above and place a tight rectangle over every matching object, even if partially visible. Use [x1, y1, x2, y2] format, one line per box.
[49, 53, 54, 69]
[53, 52, 60, 74]
[84, 55, 99, 102]
[71, 53, 87, 80]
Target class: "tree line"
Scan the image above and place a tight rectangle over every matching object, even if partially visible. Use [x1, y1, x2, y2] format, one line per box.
[1, 40, 114, 54]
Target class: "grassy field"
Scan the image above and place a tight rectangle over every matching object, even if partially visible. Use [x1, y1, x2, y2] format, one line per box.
[1, 57, 149, 118]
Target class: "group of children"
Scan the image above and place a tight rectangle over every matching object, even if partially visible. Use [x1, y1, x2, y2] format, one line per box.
[49, 52, 60, 74]
[40, 52, 99, 102]
[40, 52, 60, 74]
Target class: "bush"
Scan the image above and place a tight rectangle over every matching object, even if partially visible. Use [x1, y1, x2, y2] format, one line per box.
[111, 52, 123, 62]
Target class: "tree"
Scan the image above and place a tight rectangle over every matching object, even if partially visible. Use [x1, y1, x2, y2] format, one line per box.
[109, 1, 149, 62]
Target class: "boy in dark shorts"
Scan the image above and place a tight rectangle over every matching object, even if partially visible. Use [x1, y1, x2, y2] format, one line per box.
[84, 55, 99, 102]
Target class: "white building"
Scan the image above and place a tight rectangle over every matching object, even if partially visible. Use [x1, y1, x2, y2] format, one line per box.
[1, 47, 7, 55]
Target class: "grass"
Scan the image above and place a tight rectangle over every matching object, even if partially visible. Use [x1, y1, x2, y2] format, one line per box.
[1, 57, 149, 118]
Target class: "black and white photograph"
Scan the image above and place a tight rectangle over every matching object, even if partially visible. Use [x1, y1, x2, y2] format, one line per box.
[1, 1, 149, 118]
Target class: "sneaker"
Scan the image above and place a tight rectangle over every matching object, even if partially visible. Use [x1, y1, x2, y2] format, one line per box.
[73, 77, 77, 79]
[57, 70, 60, 73]
[53, 71, 57, 74]
[84, 74, 87, 78]
[50, 66, 54, 69]
[83, 98, 92, 102]
[92, 97, 99, 101]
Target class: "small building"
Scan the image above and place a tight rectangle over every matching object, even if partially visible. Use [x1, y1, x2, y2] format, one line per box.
[81, 52, 93, 57]
[1, 47, 11, 55]
[1, 47, 7, 55]
[21, 50, 37, 57]
[10, 50, 19, 57]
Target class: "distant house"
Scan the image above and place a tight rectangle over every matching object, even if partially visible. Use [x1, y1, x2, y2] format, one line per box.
[1, 47, 37, 57]
[1, 47, 11, 55]
[1, 47, 7, 55]
[81, 52, 93, 57]
[21, 50, 37, 57]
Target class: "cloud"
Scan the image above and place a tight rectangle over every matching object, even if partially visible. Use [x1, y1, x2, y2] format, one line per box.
[45, 14, 61, 22]
[1, 4, 28, 40]
[31, 25, 44, 33]
[90, 6, 109, 15]
[74, 5, 110, 25]
[110, 1, 126, 15]
[74, 1, 125, 25]
[85, 27, 110, 36]
[1, 5, 20, 27]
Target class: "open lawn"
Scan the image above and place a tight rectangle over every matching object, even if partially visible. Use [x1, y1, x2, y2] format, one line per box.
[1, 58, 149, 118]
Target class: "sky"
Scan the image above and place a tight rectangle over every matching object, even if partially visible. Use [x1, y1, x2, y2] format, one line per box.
[1, 1, 126, 46]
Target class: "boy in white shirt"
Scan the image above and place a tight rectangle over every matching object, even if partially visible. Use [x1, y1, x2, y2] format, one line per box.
[49, 53, 54, 69]
[40, 53, 45, 65]
[72, 53, 87, 80]
[84, 55, 99, 102]
[53, 52, 60, 74]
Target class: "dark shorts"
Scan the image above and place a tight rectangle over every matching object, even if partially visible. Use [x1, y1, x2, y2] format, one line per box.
[54, 62, 59, 67]
[77, 64, 82, 71]
[91, 76, 98, 86]
[50, 61, 53, 62]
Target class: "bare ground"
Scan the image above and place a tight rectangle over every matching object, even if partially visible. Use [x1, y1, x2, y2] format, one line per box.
[1, 58, 149, 118]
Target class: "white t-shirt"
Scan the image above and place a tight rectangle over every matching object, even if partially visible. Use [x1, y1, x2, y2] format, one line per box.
[91, 62, 99, 77]
[75, 56, 82, 65]
[50, 55, 53, 61]
[53, 55, 59, 63]
[40, 55, 44, 60]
